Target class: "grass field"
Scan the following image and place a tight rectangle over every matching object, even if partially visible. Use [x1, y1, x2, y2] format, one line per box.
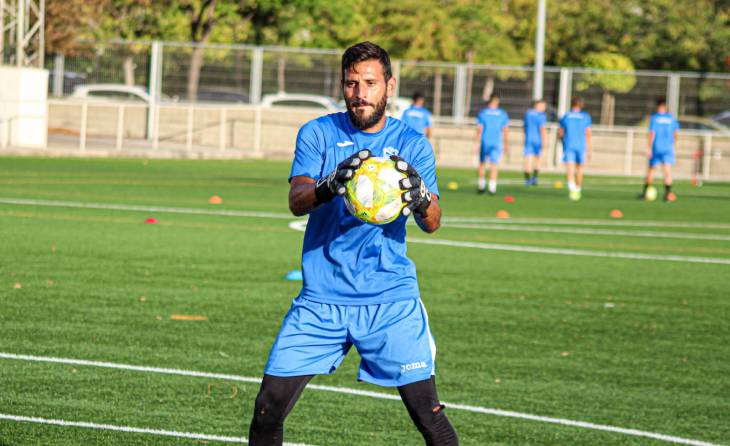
[1, 156, 728, 446]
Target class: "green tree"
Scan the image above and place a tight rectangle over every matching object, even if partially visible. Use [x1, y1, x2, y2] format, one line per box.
[577, 52, 636, 125]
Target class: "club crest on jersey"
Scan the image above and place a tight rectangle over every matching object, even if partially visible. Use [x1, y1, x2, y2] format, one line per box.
[383, 147, 399, 158]
[336, 140, 355, 148]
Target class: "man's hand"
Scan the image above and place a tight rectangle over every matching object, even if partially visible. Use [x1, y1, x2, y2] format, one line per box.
[391, 155, 432, 218]
[314, 149, 371, 204]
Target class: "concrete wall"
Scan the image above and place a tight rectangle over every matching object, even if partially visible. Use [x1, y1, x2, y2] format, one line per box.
[34, 100, 730, 181]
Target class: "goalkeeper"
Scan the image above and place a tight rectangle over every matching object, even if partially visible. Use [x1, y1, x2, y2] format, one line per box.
[247, 41, 459, 446]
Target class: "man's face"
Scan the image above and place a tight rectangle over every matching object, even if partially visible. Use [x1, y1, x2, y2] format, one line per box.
[657, 104, 667, 113]
[489, 98, 500, 108]
[342, 60, 395, 130]
[536, 101, 547, 112]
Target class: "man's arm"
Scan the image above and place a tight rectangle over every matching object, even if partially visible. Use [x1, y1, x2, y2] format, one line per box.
[289, 149, 371, 217]
[540, 125, 547, 147]
[502, 126, 510, 157]
[288, 176, 318, 217]
[647, 131, 656, 158]
[475, 125, 483, 156]
[425, 126, 432, 140]
[585, 128, 593, 161]
[415, 195, 441, 233]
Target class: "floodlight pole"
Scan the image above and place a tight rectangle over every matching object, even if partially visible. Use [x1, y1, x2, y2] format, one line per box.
[532, 0, 547, 101]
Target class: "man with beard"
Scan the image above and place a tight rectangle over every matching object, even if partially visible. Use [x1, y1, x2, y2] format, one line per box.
[248, 41, 459, 446]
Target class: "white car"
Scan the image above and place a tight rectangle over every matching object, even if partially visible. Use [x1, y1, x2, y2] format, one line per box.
[70, 84, 153, 103]
[261, 93, 342, 112]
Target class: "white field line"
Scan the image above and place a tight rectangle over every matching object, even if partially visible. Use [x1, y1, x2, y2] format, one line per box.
[4, 197, 730, 264]
[0, 414, 244, 444]
[288, 221, 730, 265]
[443, 222, 730, 241]
[0, 414, 315, 446]
[441, 216, 730, 230]
[3, 196, 730, 231]
[408, 238, 730, 265]
[0, 352, 720, 446]
[0, 197, 293, 220]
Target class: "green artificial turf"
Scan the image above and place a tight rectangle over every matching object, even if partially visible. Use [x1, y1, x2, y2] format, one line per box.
[0, 156, 728, 445]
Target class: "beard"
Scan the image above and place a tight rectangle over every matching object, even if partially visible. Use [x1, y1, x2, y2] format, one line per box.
[346, 94, 388, 130]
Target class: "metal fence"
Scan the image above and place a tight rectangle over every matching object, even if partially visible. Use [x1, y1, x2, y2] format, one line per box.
[45, 40, 730, 127]
[9, 39, 726, 181]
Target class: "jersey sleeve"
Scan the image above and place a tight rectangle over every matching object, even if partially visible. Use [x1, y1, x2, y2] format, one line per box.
[289, 120, 324, 181]
[539, 113, 547, 127]
[649, 115, 657, 132]
[584, 113, 592, 128]
[411, 137, 440, 198]
[425, 110, 433, 128]
[502, 111, 510, 128]
[559, 115, 566, 129]
[673, 117, 680, 131]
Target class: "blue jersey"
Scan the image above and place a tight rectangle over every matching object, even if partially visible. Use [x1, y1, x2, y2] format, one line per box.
[559, 110, 592, 151]
[524, 109, 547, 146]
[289, 113, 439, 305]
[400, 105, 432, 135]
[649, 112, 679, 153]
[477, 107, 509, 148]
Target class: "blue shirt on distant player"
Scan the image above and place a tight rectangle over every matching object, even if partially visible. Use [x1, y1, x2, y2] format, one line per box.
[524, 109, 547, 147]
[477, 107, 509, 148]
[290, 113, 439, 305]
[401, 105, 432, 136]
[649, 112, 679, 153]
[559, 110, 592, 151]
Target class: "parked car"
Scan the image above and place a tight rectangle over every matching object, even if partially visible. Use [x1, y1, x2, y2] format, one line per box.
[70, 84, 174, 103]
[261, 93, 342, 112]
[635, 115, 730, 135]
[711, 111, 730, 128]
[195, 87, 249, 103]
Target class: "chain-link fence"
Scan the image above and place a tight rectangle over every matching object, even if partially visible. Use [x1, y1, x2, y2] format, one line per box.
[46, 40, 730, 127]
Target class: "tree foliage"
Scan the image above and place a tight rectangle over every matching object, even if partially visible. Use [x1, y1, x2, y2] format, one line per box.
[44, 0, 730, 73]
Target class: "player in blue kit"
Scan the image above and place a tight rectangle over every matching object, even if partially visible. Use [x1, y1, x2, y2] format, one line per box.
[248, 42, 459, 446]
[475, 95, 510, 194]
[558, 97, 592, 201]
[401, 92, 433, 139]
[523, 99, 547, 186]
[641, 98, 679, 202]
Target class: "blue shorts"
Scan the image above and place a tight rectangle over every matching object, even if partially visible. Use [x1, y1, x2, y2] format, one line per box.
[524, 141, 542, 157]
[649, 151, 675, 167]
[480, 145, 502, 164]
[264, 296, 436, 387]
[563, 149, 585, 165]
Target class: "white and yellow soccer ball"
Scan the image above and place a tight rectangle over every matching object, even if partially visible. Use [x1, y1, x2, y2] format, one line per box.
[344, 157, 407, 224]
[645, 185, 658, 201]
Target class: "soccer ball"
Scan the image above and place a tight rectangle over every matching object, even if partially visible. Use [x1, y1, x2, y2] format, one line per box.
[645, 185, 658, 201]
[344, 157, 407, 224]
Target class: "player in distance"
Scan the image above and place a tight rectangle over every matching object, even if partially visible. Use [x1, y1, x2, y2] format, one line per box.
[640, 98, 679, 202]
[558, 97, 593, 201]
[523, 99, 548, 186]
[475, 95, 510, 195]
[247, 41, 459, 446]
[401, 91, 433, 140]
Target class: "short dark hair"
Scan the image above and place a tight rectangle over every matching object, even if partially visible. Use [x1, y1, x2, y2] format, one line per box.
[412, 92, 424, 102]
[571, 97, 584, 108]
[656, 98, 667, 107]
[341, 41, 392, 82]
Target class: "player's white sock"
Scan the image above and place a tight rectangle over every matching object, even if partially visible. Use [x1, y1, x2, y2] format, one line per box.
[488, 180, 497, 194]
[568, 181, 577, 192]
[478, 177, 486, 190]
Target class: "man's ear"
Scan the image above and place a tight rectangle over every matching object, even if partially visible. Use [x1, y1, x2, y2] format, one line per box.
[386, 76, 396, 98]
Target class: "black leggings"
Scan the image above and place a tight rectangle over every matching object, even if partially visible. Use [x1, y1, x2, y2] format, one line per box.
[248, 374, 458, 446]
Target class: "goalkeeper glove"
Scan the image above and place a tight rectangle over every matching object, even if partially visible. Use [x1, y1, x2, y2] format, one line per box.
[314, 149, 371, 204]
[391, 155, 432, 218]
